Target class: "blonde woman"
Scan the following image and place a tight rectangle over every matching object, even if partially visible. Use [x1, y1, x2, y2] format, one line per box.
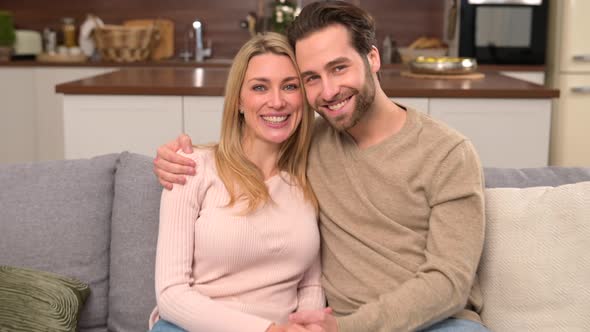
[148, 33, 324, 332]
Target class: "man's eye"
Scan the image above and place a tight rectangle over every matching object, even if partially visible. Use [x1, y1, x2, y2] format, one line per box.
[305, 75, 319, 84]
[334, 65, 346, 72]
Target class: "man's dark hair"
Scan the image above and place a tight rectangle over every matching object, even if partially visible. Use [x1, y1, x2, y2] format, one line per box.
[286, 0, 376, 56]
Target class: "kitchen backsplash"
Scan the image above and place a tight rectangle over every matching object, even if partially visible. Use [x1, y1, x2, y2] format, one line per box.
[0, 0, 445, 59]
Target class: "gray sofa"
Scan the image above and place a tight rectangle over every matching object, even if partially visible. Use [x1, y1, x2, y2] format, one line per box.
[1, 152, 589, 332]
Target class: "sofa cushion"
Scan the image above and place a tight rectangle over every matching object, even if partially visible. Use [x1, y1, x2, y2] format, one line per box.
[0, 265, 90, 331]
[484, 166, 590, 188]
[479, 181, 590, 331]
[0, 154, 118, 330]
[108, 152, 162, 332]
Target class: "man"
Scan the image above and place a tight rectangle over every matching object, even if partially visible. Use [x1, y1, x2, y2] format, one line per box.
[154, 1, 488, 331]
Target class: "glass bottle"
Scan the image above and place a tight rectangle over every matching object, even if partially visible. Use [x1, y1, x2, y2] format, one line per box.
[62, 17, 76, 48]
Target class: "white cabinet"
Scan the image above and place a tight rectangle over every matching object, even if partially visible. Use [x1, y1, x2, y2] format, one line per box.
[550, 75, 590, 166]
[429, 98, 552, 168]
[559, 0, 590, 74]
[547, 0, 590, 166]
[0, 68, 36, 163]
[63, 95, 183, 159]
[390, 97, 429, 113]
[0, 66, 115, 163]
[34, 67, 114, 161]
[183, 96, 224, 144]
[60, 94, 553, 167]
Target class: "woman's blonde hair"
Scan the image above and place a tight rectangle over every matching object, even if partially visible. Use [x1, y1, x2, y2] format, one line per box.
[214, 32, 317, 214]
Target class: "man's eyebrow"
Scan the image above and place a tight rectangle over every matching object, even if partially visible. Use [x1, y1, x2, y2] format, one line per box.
[300, 57, 352, 78]
[326, 57, 351, 68]
[300, 70, 316, 78]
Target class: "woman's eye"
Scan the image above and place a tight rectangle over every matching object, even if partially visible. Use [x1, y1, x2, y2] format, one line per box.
[253, 85, 266, 91]
[283, 83, 299, 91]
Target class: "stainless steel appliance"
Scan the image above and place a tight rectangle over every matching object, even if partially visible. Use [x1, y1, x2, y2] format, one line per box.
[457, 0, 548, 64]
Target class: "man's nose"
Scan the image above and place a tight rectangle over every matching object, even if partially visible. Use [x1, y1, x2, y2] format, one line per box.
[320, 77, 339, 102]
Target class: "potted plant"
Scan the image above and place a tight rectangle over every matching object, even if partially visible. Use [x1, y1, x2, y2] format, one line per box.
[0, 11, 16, 61]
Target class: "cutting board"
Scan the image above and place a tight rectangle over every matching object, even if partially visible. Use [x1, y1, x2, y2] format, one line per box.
[124, 19, 174, 60]
[401, 71, 485, 80]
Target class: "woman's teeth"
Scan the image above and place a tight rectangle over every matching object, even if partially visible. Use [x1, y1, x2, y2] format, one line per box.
[262, 115, 288, 123]
[328, 97, 349, 110]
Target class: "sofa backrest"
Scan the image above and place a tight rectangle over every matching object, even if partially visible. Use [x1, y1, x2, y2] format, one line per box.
[0, 154, 119, 331]
[107, 152, 162, 332]
[484, 166, 590, 188]
[2, 154, 589, 332]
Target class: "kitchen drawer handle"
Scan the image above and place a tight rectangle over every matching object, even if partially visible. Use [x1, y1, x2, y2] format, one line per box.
[573, 55, 590, 62]
[571, 87, 590, 94]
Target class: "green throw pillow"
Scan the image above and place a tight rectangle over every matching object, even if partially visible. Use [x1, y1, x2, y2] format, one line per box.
[0, 265, 90, 332]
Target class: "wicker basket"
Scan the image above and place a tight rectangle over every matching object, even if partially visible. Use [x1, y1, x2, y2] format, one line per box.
[94, 23, 157, 62]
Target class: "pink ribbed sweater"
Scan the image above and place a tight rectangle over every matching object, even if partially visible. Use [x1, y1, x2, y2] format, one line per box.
[149, 148, 325, 332]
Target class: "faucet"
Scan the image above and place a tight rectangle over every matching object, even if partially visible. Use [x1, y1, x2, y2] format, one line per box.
[192, 19, 212, 62]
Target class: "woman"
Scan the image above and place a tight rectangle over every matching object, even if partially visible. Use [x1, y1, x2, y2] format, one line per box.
[149, 33, 324, 332]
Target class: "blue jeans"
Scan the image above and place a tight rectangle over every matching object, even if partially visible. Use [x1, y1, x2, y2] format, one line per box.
[421, 318, 491, 332]
[150, 320, 186, 332]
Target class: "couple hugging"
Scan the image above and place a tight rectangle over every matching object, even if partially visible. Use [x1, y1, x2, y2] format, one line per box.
[149, 2, 488, 332]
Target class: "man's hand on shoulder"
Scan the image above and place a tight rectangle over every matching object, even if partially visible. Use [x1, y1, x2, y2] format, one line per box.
[289, 308, 338, 332]
[153, 134, 196, 190]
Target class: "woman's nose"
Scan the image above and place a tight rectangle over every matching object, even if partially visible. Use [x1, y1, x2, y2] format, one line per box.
[268, 89, 286, 109]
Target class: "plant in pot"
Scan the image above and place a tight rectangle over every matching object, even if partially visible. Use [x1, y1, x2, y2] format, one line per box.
[0, 11, 16, 61]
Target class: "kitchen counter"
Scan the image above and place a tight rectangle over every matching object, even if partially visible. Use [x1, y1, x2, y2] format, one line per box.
[1, 59, 544, 72]
[56, 67, 559, 98]
[57, 67, 558, 168]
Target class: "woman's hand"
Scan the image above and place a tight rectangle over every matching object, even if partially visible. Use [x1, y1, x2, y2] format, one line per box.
[267, 323, 314, 332]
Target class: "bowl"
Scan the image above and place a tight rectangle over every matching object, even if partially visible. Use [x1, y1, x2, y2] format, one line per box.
[398, 47, 448, 63]
[409, 56, 478, 75]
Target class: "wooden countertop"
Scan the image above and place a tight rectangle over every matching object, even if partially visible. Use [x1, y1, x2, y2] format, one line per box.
[1, 59, 545, 72]
[55, 67, 559, 98]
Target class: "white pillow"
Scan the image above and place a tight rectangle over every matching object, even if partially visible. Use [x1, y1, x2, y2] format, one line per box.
[479, 182, 590, 332]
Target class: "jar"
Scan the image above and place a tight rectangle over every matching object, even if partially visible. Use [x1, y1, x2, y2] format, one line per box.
[62, 17, 76, 47]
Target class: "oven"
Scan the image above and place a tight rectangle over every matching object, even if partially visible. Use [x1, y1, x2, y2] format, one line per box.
[457, 0, 549, 64]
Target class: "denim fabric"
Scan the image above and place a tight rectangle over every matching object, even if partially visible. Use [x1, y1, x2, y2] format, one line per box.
[421, 318, 491, 332]
[150, 320, 186, 332]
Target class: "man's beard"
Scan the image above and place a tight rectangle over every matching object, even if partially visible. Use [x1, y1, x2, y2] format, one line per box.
[318, 65, 376, 132]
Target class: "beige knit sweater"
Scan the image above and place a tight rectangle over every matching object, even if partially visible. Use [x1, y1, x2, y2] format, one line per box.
[307, 107, 486, 332]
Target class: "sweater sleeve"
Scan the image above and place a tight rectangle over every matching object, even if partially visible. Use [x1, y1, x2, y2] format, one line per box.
[296, 253, 326, 311]
[336, 140, 485, 332]
[154, 151, 273, 332]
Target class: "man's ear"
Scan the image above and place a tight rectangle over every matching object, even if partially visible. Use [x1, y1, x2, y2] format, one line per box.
[367, 45, 381, 73]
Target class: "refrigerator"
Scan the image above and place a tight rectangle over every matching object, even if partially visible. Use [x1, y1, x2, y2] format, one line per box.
[547, 0, 590, 166]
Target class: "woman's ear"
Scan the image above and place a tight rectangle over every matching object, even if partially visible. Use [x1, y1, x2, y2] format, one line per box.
[367, 45, 381, 73]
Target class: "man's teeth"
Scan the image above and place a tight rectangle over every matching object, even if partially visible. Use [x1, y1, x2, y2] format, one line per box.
[262, 115, 288, 123]
[328, 98, 348, 110]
